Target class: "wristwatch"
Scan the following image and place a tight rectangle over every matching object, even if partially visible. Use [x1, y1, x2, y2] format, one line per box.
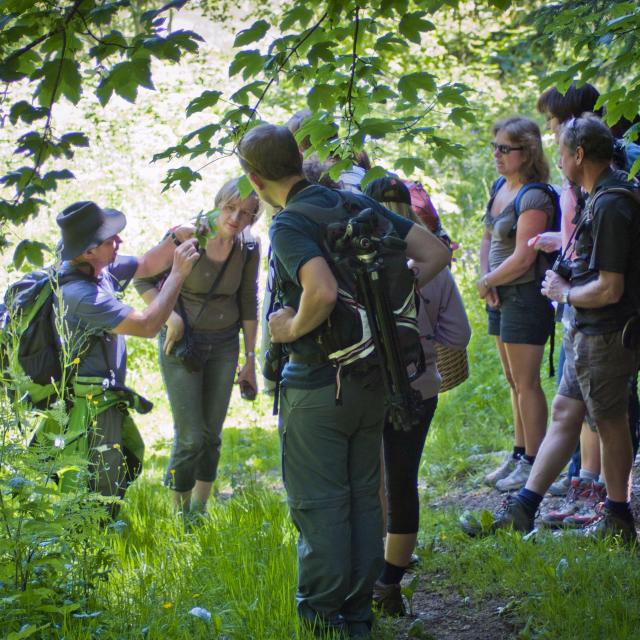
[561, 289, 571, 305]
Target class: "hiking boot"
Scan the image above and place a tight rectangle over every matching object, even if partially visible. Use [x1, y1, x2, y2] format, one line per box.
[548, 474, 571, 497]
[563, 482, 607, 528]
[484, 453, 517, 486]
[580, 502, 638, 546]
[541, 478, 592, 529]
[495, 458, 532, 492]
[460, 495, 535, 537]
[372, 581, 405, 616]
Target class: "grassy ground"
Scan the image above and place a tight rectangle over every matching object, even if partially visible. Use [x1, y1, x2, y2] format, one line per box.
[2, 8, 639, 640]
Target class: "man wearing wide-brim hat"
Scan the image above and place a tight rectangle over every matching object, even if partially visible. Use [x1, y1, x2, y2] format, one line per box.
[52, 200, 199, 515]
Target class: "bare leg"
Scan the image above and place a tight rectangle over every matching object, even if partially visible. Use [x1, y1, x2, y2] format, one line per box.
[503, 343, 547, 456]
[580, 424, 601, 476]
[526, 394, 585, 495]
[597, 414, 633, 502]
[173, 490, 191, 512]
[191, 480, 214, 511]
[495, 337, 524, 448]
[385, 533, 417, 568]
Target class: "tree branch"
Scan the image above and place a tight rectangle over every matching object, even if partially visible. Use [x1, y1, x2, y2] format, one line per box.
[236, 11, 329, 143]
[345, 6, 360, 143]
[78, 10, 133, 49]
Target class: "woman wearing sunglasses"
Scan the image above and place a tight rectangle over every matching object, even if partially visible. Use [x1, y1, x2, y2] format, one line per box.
[479, 117, 555, 492]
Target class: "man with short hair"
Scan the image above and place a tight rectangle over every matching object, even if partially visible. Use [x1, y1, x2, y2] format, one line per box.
[237, 124, 450, 637]
[54, 201, 198, 510]
[462, 114, 640, 543]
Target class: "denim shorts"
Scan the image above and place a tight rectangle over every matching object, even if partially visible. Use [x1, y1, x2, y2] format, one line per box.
[558, 327, 639, 422]
[487, 281, 554, 346]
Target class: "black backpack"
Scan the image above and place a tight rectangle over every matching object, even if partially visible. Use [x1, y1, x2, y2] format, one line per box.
[283, 190, 424, 379]
[0, 267, 92, 409]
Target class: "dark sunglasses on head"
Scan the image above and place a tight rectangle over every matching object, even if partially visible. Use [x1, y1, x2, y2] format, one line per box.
[490, 141, 524, 154]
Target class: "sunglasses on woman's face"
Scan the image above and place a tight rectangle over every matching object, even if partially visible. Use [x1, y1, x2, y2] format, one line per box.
[490, 142, 524, 155]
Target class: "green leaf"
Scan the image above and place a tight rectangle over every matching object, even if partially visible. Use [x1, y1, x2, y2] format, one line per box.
[398, 72, 437, 102]
[360, 166, 388, 190]
[358, 118, 397, 139]
[96, 59, 154, 105]
[89, 30, 129, 63]
[399, 11, 435, 44]
[88, 0, 130, 26]
[186, 90, 222, 117]
[448, 107, 476, 126]
[307, 84, 337, 111]
[280, 5, 313, 31]
[394, 157, 425, 175]
[162, 166, 202, 192]
[308, 42, 334, 66]
[229, 50, 266, 80]
[437, 84, 469, 107]
[231, 81, 267, 105]
[234, 20, 270, 47]
[13, 240, 50, 269]
[59, 132, 89, 148]
[489, 0, 511, 8]
[370, 85, 398, 103]
[141, 0, 187, 24]
[9, 101, 47, 125]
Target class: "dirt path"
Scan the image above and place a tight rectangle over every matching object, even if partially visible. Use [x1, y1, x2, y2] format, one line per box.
[385, 454, 640, 639]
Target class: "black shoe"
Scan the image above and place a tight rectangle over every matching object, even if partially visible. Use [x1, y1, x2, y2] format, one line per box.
[372, 580, 405, 616]
[460, 495, 535, 537]
[581, 503, 638, 546]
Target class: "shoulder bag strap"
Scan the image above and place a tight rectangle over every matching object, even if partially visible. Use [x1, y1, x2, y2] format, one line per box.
[188, 240, 239, 329]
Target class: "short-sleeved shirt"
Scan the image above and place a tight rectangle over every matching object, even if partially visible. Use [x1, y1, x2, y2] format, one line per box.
[59, 255, 138, 384]
[484, 186, 555, 285]
[269, 181, 413, 389]
[134, 234, 260, 332]
[570, 168, 640, 335]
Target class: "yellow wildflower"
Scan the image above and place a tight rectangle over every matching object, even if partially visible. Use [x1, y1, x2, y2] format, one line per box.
[72, 357, 80, 365]
[162, 602, 173, 609]
[112, 443, 121, 450]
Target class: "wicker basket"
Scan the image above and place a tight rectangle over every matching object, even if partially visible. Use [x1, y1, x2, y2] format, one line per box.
[435, 344, 469, 392]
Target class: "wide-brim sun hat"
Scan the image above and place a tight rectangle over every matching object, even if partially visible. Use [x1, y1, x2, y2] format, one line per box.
[56, 201, 126, 260]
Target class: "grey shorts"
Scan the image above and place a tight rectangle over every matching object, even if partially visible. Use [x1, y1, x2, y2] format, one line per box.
[487, 281, 554, 346]
[558, 327, 639, 422]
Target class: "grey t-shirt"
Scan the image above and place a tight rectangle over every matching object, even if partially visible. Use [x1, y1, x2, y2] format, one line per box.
[59, 256, 138, 384]
[484, 187, 555, 285]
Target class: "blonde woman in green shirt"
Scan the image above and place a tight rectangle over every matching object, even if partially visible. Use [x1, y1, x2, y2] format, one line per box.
[135, 178, 262, 515]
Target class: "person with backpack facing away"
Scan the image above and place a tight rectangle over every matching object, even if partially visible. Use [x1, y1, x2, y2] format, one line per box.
[462, 114, 640, 544]
[46, 201, 198, 515]
[363, 177, 471, 616]
[479, 117, 556, 492]
[134, 178, 261, 519]
[237, 124, 450, 638]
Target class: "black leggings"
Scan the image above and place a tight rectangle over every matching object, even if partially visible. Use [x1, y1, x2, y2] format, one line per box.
[383, 396, 438, 534]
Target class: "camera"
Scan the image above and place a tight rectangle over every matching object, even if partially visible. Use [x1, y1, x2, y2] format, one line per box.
[551, 254, 573, 281]
[262, 343, 285, 382]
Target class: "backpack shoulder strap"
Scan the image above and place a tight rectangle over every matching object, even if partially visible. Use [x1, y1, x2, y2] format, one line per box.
[486, 177, 506, 216]
[512, 182, 561, 233]
[283, 190, 350, 223]
[590, 186, 640, 210]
